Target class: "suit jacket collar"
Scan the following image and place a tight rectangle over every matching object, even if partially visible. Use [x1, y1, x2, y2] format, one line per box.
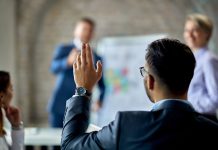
[152, 99, 195, 113]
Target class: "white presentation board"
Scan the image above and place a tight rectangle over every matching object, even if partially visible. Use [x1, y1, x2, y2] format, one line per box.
[97, 34, 167, 126]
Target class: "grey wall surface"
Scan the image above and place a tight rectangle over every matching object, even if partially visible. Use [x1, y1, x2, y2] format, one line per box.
[0, 0, 15, 81]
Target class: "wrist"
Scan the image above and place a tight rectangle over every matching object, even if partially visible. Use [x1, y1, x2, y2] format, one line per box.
[76, 85, 92, 93]
[12, 121, 24, 130]
[75, 87, 92, 98]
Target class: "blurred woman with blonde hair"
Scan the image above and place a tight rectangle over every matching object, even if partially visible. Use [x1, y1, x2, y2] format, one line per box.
[184, 14, 218, 120]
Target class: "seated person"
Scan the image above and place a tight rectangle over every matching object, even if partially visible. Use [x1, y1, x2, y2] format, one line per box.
[0, 71, 24, 150]
[61, 39, 218, 150]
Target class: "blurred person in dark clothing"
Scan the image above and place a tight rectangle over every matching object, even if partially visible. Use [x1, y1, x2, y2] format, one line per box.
[48, 18, 105, 128]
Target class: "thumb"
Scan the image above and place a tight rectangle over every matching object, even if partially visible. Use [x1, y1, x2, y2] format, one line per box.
[96, 61, 103, 80]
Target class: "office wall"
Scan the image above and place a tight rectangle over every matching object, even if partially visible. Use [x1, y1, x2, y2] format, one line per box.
[0, 0, 15, 82]
[0, 0, 17, 107]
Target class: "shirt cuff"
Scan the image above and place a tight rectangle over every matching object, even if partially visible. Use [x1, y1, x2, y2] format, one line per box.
[66, 95, 90, 106]
[11, 128, 24, 149]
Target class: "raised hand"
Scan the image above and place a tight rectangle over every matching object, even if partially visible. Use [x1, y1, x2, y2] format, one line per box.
[73, 43, 102, 92]
[4, 105, 21, 127]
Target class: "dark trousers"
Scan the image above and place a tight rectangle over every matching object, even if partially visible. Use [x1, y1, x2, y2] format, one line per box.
[49, 113, 64, 128]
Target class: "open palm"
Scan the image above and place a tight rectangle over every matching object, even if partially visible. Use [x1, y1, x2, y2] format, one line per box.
[73, 43, 102, 92]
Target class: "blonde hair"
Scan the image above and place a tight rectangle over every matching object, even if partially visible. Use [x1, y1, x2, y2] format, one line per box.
[186, 14, 213, 39]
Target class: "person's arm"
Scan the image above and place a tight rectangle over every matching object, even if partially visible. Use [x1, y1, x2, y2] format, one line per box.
[196, 56, 218, 114]
[11, 128, 24, 150]
[50, 45, 70, 74]
[61, 96, 120, 150]
[4, 106, 24, 150]
[97, 64, 106, 103]
[61, 43, 119, 150]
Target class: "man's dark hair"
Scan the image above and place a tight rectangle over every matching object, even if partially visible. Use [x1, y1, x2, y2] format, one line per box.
[145, 38, 196, 94]
[79, 17, 95, 29]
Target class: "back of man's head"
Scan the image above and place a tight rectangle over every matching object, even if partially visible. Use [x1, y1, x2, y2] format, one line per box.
[145, 38, 196, 95]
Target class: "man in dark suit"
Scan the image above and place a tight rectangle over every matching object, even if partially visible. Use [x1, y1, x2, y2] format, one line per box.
[61, 39, 218, 150]
[48, 18, 105, 128]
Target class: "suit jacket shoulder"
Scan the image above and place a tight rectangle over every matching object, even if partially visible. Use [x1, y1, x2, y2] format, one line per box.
[119, 110, 160, 124]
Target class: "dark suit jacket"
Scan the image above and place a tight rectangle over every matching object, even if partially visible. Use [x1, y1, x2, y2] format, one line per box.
[47, 43, 105, 115]
[61, 96, 218, 150]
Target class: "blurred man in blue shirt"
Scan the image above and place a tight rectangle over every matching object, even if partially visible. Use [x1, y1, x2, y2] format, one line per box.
[184, 14, 218, 119]
[48, 18, 105, 128]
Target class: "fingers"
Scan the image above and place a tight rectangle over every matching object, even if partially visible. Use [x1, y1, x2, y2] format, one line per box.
[75, 43, 96, 72]
[77, 53, 81, 67]
[4, 105, 18, 115]
[73, 62, 77, 72]
[74, 53, 81, 68]
[96, 60, 103, 80]
[81, 43, 87, 67]
[3, 105, 10, 112]
[86, 44, 94, 67]
[81, 43, 94, 67]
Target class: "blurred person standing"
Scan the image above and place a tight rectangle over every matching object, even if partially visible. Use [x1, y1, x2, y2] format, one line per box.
[48, 18, 105, 128]
[0, 71, 24, 150]
[184, 14, 218, 119]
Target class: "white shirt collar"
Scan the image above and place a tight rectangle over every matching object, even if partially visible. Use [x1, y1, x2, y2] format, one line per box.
[73, 38, 82, 50]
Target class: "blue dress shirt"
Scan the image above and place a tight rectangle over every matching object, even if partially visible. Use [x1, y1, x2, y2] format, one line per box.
[188, 47, 218, 115]
[152, 99, 192, 111]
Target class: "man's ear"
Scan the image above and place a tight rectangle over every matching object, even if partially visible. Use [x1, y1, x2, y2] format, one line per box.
[147, 74, 155, 90]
